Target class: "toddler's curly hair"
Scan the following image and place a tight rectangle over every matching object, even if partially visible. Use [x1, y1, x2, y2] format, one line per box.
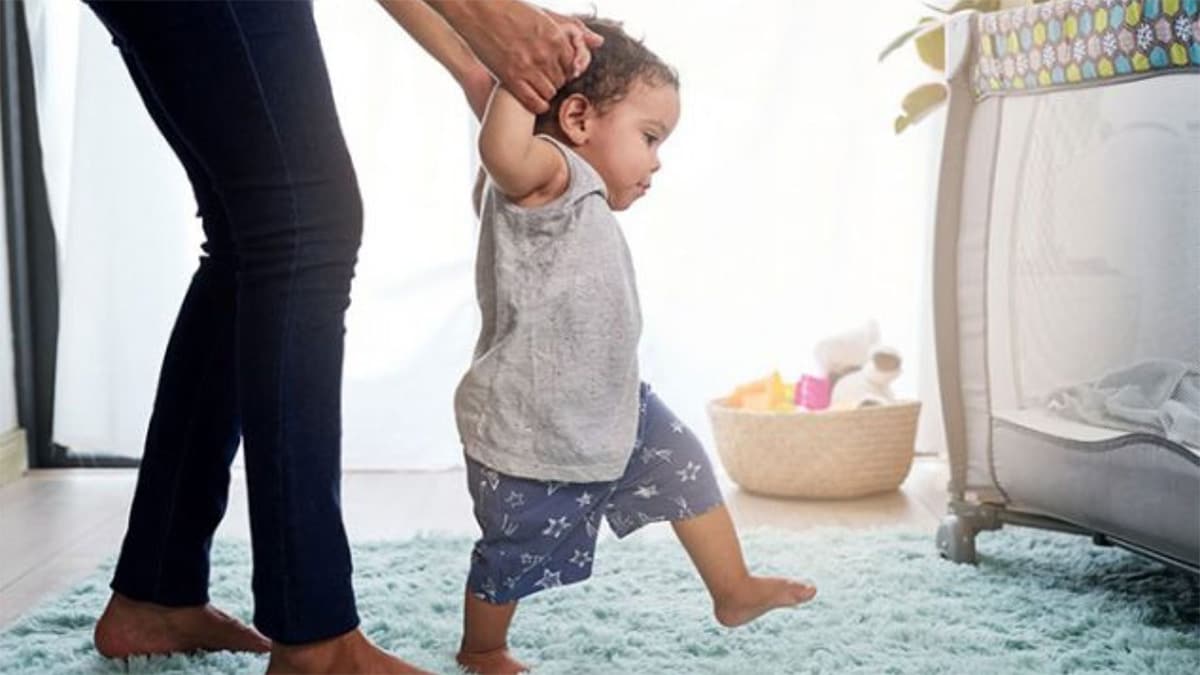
[535, 16, 678, 135]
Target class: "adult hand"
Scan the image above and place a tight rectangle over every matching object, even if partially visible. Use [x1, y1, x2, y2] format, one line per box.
[433, 0, 603, 114]
[542, 8, 599, 79]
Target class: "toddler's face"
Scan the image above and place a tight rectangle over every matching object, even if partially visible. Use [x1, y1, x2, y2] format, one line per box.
[581, 80, 680, 212]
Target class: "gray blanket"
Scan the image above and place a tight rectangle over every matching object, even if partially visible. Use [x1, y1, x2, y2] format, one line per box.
[1047, 359, 1200, 449]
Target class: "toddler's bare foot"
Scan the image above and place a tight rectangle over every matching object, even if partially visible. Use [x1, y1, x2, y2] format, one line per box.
[93, 592, 270, 659]
[713, 576, 816, 628]
[456, 646, 529, 674]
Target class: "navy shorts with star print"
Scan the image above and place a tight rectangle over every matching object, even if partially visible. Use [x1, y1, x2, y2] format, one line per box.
[464, 383, 724, 604]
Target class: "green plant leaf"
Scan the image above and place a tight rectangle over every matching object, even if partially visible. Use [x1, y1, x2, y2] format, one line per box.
[914, 24, 946, 71]
[878, 17, 939, 63]
[893, 82, 949, 134]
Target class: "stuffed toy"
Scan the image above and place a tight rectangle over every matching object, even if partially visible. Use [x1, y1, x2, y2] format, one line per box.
[813, 319, 880, 380]
[813, 319, 903, 408]
[830, 345, 902, 408]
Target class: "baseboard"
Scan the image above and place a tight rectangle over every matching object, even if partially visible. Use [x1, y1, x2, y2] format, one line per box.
[0, 428, 28, 487]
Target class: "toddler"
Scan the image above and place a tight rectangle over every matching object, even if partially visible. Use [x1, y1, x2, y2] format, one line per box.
[452, 16, 817, 674]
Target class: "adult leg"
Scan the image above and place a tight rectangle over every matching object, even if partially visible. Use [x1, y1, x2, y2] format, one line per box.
[83, 2, 419, 669]
[87, 23, 269, 656]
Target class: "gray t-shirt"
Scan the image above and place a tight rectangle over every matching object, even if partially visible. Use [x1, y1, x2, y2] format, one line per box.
[454, 136, 642, 482]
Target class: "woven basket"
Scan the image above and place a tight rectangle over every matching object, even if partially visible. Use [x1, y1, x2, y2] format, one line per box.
[707, 400, 921, 499]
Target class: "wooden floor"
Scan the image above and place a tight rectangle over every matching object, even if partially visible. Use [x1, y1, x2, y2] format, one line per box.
[0, 457, 948, 629]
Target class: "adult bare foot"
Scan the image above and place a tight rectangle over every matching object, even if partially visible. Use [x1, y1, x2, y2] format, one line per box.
[266, 628, 428, 674]
[713, 576, 817, 628]
[456, 646, 529, 674]
[93, 592, 270, 659]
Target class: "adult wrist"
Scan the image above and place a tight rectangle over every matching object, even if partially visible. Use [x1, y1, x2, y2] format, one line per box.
[425, 0, 477, 30]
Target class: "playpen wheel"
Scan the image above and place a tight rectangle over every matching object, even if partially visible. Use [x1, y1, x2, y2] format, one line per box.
[936, 514, 978, 564]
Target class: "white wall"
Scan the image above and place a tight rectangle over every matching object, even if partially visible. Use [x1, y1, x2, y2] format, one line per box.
[33, 0, 947, 467]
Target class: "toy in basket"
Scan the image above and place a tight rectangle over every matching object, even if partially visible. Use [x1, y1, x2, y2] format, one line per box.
[707, 397, 920, 499]
[708, 321, 920, 498]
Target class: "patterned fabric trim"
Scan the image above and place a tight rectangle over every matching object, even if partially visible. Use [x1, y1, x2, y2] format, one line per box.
[973, 0, 1200, 98]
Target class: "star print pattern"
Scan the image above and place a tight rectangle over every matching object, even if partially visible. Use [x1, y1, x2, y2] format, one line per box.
[533, 568, 562, 590]
[633, 484, 659, 499]
[542, 516, 571, 538]
[640, 446, 674, 465]
[520, 553, 547, 570]
[499, 513, 519, 536]
[478, 577, 498, 601]
[465, 384, 724, 604]
[568, 549, 593, 568]
[676, 461, 702, 482]
[673, 495, 695, 519]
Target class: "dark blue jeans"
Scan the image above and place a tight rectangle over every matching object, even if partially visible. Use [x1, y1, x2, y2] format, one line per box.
[85, 1, 362, 644]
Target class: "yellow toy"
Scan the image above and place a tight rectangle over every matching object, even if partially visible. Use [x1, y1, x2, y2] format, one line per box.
[724, 371, 795, 412]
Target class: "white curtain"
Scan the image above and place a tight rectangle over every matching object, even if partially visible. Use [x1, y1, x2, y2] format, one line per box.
[0, 81, 15, 434]
[29, 0, 944, 469]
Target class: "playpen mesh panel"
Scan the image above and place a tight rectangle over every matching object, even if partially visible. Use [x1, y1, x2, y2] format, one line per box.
[984, 75, 1199, 424]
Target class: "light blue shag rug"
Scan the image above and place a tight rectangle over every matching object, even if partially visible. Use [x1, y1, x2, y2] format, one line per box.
[1, 527, 1196, 674]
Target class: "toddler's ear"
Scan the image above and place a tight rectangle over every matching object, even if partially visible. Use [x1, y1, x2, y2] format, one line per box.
[558, 93, 594, 145]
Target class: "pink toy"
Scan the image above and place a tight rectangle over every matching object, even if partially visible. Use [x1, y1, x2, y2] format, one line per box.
[794, 374, 831, 411]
